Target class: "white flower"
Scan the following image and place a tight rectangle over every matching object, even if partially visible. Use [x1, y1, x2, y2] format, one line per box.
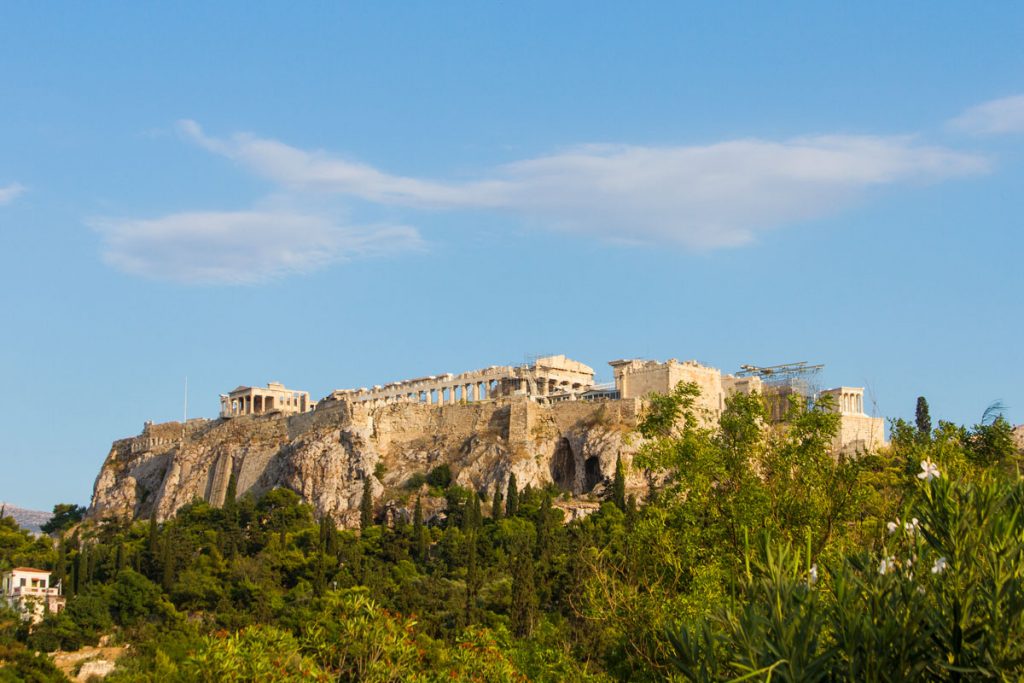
[931, 557, 948, 574]
[887, 520, 899, 534]
[904, 518, 920, 535]
[879, 556, 896, 575]
[917, 459, 941, 482]
[808, 563, 819, 585]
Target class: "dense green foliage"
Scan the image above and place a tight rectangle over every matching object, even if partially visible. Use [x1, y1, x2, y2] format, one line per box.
[1, 385, 1021, 681]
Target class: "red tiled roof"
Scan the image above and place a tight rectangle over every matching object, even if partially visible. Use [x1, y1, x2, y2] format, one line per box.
[9, 567, 50, 574]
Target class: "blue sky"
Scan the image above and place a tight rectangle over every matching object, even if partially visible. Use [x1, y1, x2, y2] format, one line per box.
[1, 3, 1022, 510]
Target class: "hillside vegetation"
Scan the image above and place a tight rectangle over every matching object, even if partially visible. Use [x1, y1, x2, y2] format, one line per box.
[1, 385, 1021, 681]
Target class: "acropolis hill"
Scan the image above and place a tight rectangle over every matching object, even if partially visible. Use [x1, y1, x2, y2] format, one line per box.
[88, 355, 885, 527]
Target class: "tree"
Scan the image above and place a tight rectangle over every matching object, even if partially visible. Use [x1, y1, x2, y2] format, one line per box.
[413, 496, 427, 562]
[505, 474, 520, 518]
[510, 537, 537, 637]
[464, 526, 479, 626]
[916, 396, 932, 438]
[490, 484, 504, 521]
[41, 503, 85, 535]
[612, 455, 626, 511]
[359, 477, 374, 531]
[224, 472, 238, 508]
[968, 414, 1017, 468]
[425, 464, 452, 489]
[145, 512, 160, 579]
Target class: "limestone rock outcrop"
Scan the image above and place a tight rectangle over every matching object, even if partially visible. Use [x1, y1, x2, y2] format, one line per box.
[88, 397, 647, 527]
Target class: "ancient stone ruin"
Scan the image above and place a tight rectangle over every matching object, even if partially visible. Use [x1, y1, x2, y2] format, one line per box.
[88, 353, 885, 528]
[220, 382, 316, 418]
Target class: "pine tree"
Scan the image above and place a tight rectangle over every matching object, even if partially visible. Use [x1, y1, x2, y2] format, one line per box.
[505, 474, 519, 518]
[612, 454, 627, 511]
[360, 476, 374, 531]
[491, 484, 504, 521]
[916, 396, 932, 438]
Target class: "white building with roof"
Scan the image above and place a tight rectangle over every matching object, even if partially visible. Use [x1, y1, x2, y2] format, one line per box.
[2, 567, 65, 623]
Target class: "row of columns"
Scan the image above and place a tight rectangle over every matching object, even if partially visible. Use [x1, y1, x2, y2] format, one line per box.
[351, 374, 589, 408]
[839, 392, 864, 414]
[361, 379, 500, 408]
[221, 392, 309, 417]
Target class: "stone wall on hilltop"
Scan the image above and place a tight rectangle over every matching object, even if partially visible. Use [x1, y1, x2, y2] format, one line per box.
[88, 396, 646, 528]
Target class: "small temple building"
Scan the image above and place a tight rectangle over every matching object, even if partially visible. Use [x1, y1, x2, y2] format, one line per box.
[220, 382, 316, 418]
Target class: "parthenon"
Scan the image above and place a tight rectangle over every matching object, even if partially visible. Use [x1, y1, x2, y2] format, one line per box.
[326, 354, 596, 407]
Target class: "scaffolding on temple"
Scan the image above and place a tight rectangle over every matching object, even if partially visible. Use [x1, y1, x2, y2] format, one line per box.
[735, 361, 825, 421]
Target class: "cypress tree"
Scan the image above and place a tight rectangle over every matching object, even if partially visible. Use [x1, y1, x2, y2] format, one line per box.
[612, 454, 627, 511]
[916, 397, 932, 438]
[71, 550, 81, 595]
[161, 531, 175, 591]
[491, 484, 504, 521]
[465, 529, 479, 626]
[224, 472, 238, 509]
[85, 546, 96, 586]
[360, 476, 374, 531]
[413, 496, 427, 561]
[53, 537, 67, 590]
[115, 541, 126, 576]
[505, 474, 519, 518]
[510, 539, 537, 637]
[325, 516, 338, 557]
[535, 493, 552, 559]
[146, 513, 159, 579]
[462, 491, 482, 532]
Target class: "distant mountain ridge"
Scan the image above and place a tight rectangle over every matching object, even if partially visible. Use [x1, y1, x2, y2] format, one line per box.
[0, 502, 52, 534]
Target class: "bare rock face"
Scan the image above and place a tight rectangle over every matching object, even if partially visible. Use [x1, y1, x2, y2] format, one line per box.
[88, 396, 647, 527]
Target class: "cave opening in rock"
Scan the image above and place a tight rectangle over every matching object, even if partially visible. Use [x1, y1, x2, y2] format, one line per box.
[583, 456, 602, 492]
[551, 438, 576, 492]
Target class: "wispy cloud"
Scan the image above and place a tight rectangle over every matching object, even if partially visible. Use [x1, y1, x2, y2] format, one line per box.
[177, 120, 509, 208]
[949, 95, 1024, 136]
[91, 210, 422, 285]
[179, 120, 988, 249]
[0, 183, 26, 205]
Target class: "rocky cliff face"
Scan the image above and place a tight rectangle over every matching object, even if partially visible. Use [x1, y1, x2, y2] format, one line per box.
[88, 396, 647, 527]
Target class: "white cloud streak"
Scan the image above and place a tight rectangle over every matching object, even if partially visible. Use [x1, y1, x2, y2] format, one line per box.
[91, 210, 422, 285]
[0, 183, 26, 205]
[179, 120, 988, 249]
[949, 95, 1024, 136]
